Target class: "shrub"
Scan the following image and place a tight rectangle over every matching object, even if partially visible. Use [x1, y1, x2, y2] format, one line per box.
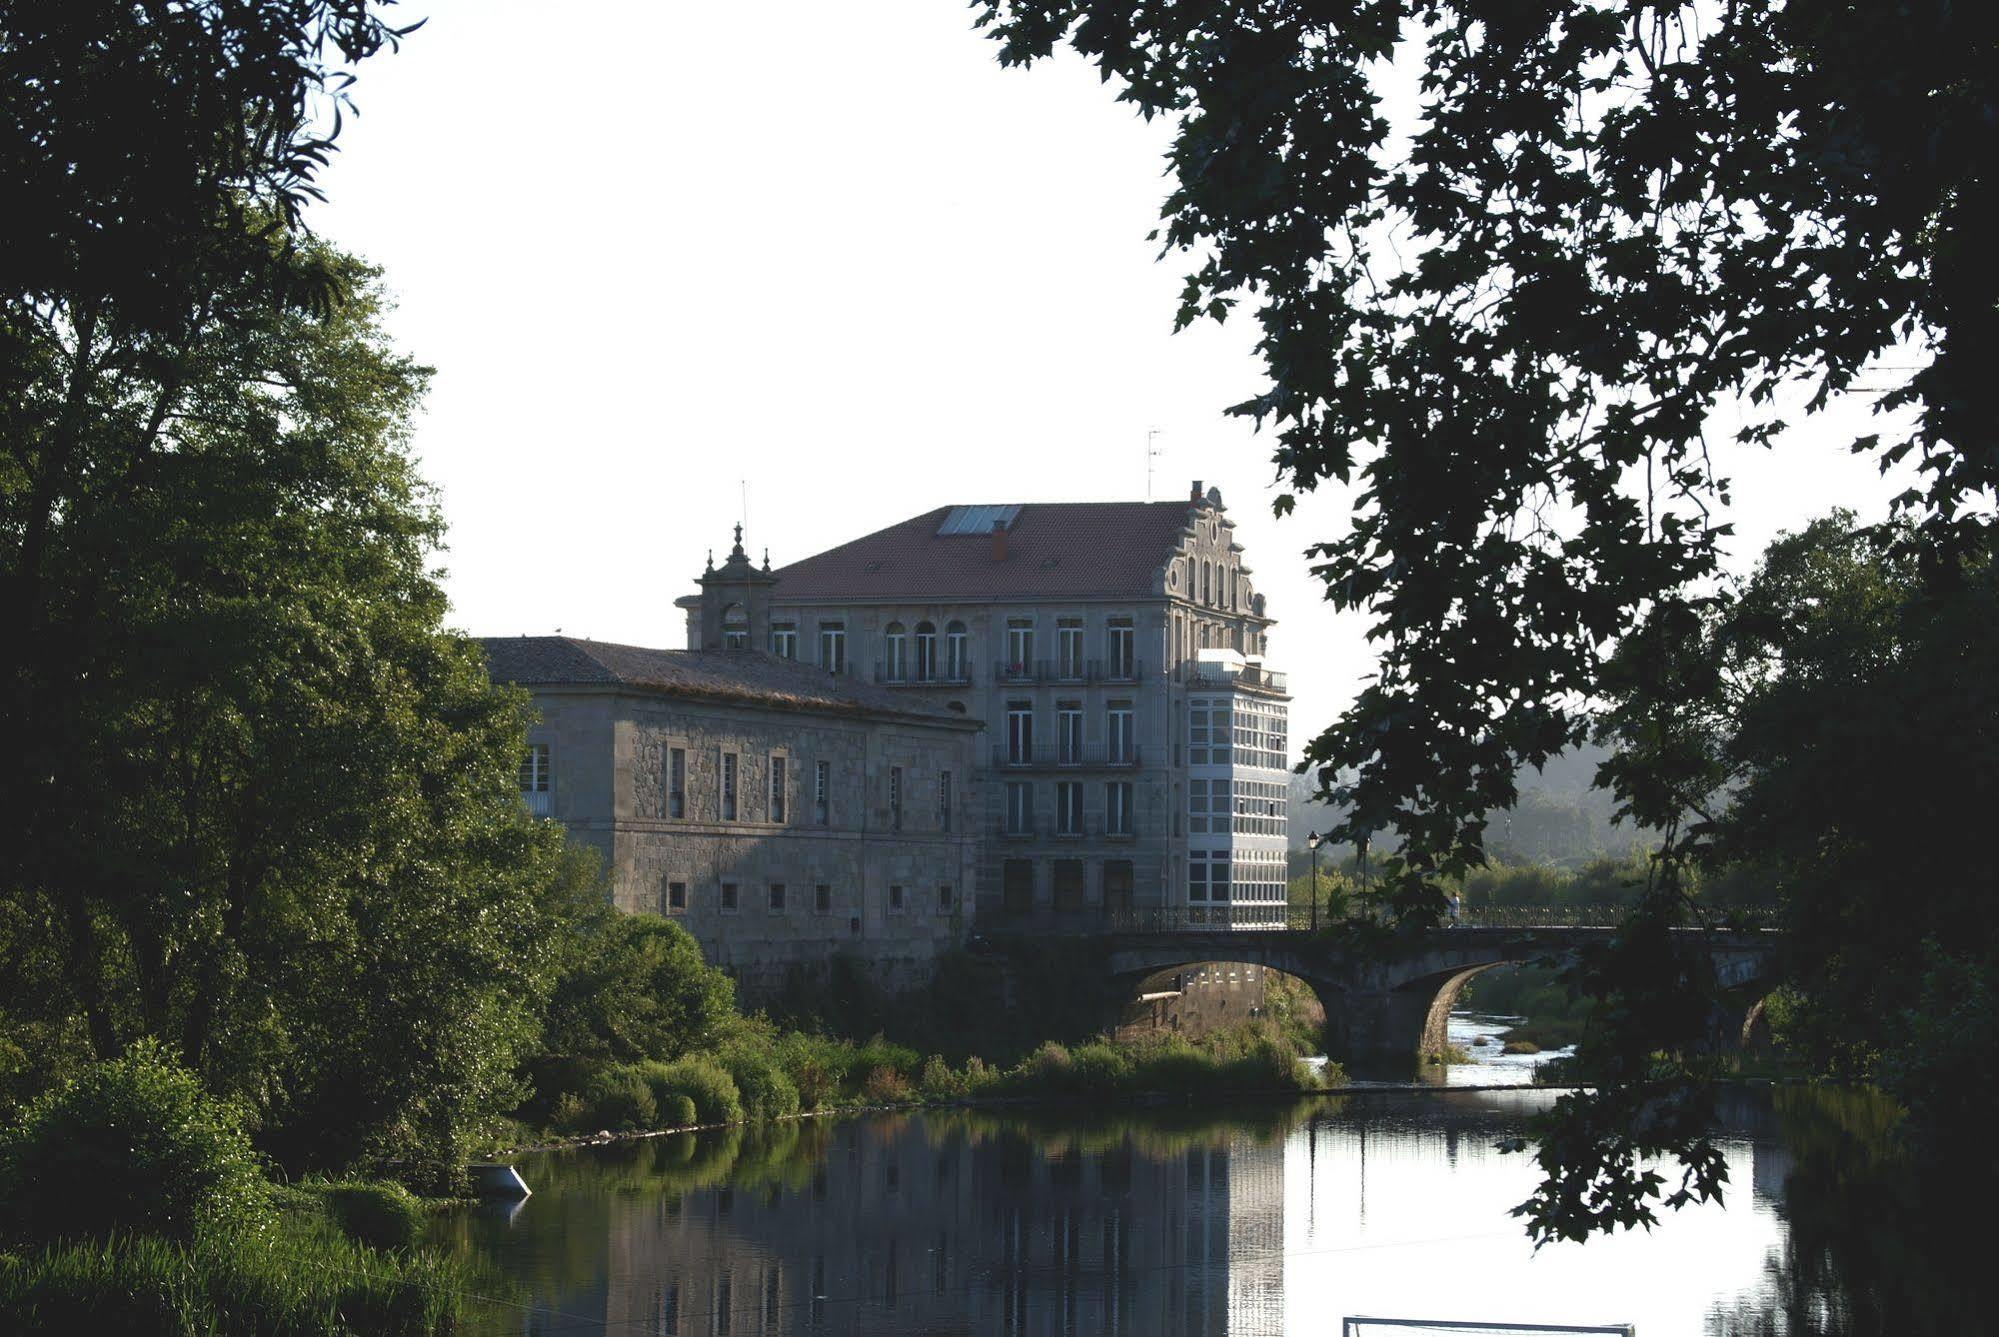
[0, 1040, 269, 1246]
[860, 1066, 913, 1103]
[790, 1058, 836, 1112]
[582, 1067, 657, 1132]
[295, 1180, 427, 1251]
[658, 1094, 697, 1127]
[720, 1049, 800, 1121]
[918, 1055, 964, 1100]
[1502, 1039, 1541, 1055]
[1067, 1043, 1136, 1093]
[548, 1092, 590, 1135]
[648, 1057, 742, 1125]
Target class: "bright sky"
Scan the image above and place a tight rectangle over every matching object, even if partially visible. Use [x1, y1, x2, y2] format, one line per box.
[316, 0, 1910, 761]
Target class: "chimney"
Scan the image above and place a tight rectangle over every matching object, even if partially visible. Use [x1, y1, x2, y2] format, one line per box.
[991, 518, 1008, 562]
[1190, 479, 1204, 503]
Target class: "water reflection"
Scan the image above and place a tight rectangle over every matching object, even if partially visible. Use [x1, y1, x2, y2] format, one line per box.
[442, 1088, 1988, 1336]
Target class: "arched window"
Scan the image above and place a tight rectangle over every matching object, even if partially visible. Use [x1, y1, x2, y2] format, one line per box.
[914, 621, 937, 681]
[944, 621, 969, 681]
[722, 603, 747, 650]
[884, 621, 907, 681]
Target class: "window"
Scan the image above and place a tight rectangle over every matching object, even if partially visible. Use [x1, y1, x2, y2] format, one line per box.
[1190, 704, 1210, 766]
[1107, 702, 1134, 763]
[914, 621, 937, 680]
[1202, 561, 1212, 605]
[819, 622, 846, 673]
[889, 884, 904, 913]
[1211, 705, 1231, 761]
[519, 743, 550, 793]
[939, 770, 952, 832]
[883, 622, 907, 681]
[937, 884, 954, 912]
[889, 766, 902, 831]
[720, 752, 738, 820]
[769, 755, 787, 824]
[668, 881, 687, 912]
[1005, 781, 1033, 834]
[815, 884, 832, 914]
[1106, 781, 1133, 836]
[1053, 859, 1085, 911]
[944, 621, 968, 680]
[1103, 861, 1133, 912]
[1107, 617, 1135, 678]
[770, 623, 798, 659]
[1003, 859, 1034, 915]
[1189, 851, 1209, 901]
[1004, 618, 1033, 676]
[723, 603, 748, 650]
[1006, 701, 1034, 764]
[1056, 781, 1083, 836]
[721, 882, 739, 913]
[1056, 702, 1083, 765]
[769, 883, 786, 912]
[813, 759, 830, 825]
[668, 747, 686, 818]
[1189, 778, 1210, 833]
[1057, 617, 1084, 678]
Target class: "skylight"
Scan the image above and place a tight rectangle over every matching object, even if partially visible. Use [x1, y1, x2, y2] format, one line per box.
[936, 504, 1021, 536]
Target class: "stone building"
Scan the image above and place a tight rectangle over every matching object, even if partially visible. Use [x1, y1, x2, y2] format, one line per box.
[483, 529, 983, 999]
[682, 482, 1291, 931]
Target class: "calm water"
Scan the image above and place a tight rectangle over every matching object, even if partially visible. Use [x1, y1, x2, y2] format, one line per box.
[441, 1046, 1982, 1335]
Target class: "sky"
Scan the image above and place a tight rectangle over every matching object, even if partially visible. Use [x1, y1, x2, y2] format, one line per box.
[315, 0, 1912, 761]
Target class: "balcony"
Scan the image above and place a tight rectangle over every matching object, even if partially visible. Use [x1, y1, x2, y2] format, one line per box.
[521, 790, 551, 818]
[875, 663, 974, 687]
[994, 816, 1135, 840]
[993, 659, 1147, 685]
[991, 744, 1142, 770]
[1182, 661, 1287, 692]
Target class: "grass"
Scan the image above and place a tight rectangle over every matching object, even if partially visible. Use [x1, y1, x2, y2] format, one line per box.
[0, 1221, 466, 1334]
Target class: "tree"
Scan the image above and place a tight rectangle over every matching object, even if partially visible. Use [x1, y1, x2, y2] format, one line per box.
[973, 0, 1996, 1239]
[0, 222, 581, 1179]
[538, 909, 739, 1066]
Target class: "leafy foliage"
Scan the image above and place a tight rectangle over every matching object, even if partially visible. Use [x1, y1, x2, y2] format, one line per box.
[0, 1041, 269, 1246]
[538, 910, 737, 1065]
[973, 0, 1996, 1239]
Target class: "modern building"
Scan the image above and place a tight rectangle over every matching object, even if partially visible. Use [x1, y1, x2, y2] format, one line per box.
[483, 529, 984, 999]
[682, 482, 1291, 930]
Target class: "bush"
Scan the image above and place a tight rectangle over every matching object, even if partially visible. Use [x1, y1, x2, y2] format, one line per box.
[1502, 1039, 1541, 1055]
[582, 1068, 656, 1132]
[918, 1055, 964, 1100]
[294, 1181, 427, 1251]
[0, 1040, 269, 1246]
[860, 1066, 913, 1103]
[658, 1094, 697, 1127]
[720, 1050, 800, 1121]
[548, 1092, 590, 1135]
[0, 1222, 463, 1334]
[645, 1057, 742, 1126]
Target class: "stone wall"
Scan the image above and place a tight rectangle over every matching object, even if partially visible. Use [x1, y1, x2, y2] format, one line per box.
[525, 685, 981, 1002]
[1112, 962, 1272, 1042]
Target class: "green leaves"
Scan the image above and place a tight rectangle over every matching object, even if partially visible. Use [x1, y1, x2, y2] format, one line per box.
[973, 0, 1996, 1242]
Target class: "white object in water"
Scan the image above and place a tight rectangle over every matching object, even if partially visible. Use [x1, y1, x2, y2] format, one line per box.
[470, 1163, 531, 1200]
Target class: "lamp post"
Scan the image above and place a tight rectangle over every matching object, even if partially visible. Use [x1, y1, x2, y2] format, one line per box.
[1306, 830, 1323, 931]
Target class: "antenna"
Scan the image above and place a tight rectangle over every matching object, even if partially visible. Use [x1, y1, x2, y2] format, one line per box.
[1146, 428, 1164, 499]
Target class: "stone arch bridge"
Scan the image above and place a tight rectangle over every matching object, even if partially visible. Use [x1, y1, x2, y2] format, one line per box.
[1099, 925, 1781, 1063]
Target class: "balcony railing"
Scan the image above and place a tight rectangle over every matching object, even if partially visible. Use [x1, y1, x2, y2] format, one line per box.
[994, 659, 1147, 685]
[875, 663, 973, 686]
[992, 744, 1142, 770]
[521, 790, 551, 818]
[995, 816, 1136, 840]
[1182, 661, 1288, 692]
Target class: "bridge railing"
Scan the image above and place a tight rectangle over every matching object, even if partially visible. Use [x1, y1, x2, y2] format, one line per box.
[1084, 903, 1778, 934]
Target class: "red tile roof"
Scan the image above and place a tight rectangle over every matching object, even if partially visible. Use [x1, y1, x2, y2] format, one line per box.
[768, 501, 1198, 602]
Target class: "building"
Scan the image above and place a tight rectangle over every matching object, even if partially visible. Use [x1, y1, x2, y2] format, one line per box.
[483, 528, 984, 999]
[684, 482, 1291, 930]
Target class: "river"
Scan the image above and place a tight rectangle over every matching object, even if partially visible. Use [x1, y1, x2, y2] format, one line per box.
[439, 1034, 1982, 1335]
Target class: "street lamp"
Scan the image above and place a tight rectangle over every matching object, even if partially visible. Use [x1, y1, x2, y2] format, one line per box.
[1306, 830, 1323, 931]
